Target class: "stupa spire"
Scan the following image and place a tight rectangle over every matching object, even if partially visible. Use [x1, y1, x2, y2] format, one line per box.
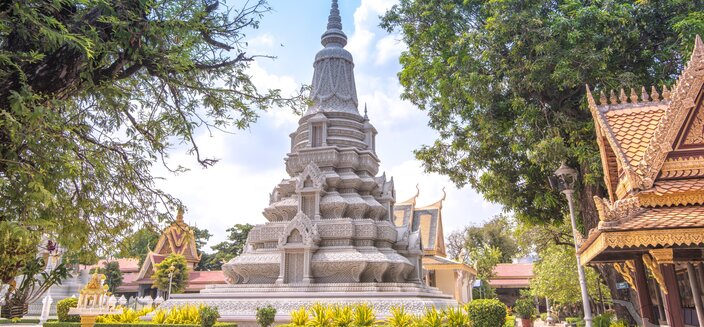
[321, 0, 347, 48]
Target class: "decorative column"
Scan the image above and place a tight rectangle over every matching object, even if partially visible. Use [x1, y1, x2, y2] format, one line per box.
[650, 248, 684, 327]
[633, 257, 655, 324]
[687, 263, 704, 327]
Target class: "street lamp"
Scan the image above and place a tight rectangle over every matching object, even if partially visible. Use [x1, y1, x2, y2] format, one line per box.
[549, 163, 593, 327]
[167, 265, 176, 300]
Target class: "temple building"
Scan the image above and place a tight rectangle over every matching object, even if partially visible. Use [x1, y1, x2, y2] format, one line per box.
[109, 210, 226, 297]
[393, 188, 476, 303]
[489, 263, 534, 307]
[160, 1, 456, 323]
[579, 36, 704, 327]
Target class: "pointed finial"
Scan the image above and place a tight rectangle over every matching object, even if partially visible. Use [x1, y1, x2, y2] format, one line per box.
[651, 85, 660, 101]
[695, 34, 703, 52]
[630, 88, 638, 103]
[441, 186, 446, 201]
[619, 88, 627, 104]
[599, 91, 607, 106]
[662, 84, 671, 100]
[609, 90, 618, 105]
[414, 183, 420, 198]
[176, 207, 184, 223]
[641, 86, 649, 102]
[321, 0, 347, 47]
[364, 103, 368, 119]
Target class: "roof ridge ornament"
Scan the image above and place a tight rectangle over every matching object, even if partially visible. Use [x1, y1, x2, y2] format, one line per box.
[321, 0, 347, 48]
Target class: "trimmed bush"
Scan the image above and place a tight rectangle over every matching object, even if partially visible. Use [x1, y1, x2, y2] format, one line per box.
[255, 305, 276, 327]
[199, 306, 220, 327]
[512, 298, 536, 319]
[465, 299, 507, 327]
[0, 318, 41, 324]
[504, 315, 515, 327]
[593, 313, 614, 327]
[56, 298, 79, 322]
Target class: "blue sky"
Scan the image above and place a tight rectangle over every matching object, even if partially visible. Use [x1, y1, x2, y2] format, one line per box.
[156, 0, 503, 251]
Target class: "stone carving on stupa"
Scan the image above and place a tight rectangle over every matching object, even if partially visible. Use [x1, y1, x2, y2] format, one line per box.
[221, 0, 422, 287]
[161, 2, 456, 323]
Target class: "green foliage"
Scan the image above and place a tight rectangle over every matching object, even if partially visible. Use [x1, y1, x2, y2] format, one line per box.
[611, 320, 629, 327]
[592, 313, 614, 327]
[385, 306, 414, 327]
[351, 303, 376, 327]
[210, 224, 255, 265]
[163, 304, 201, 325]
[504, 316, 515, 327]
[152, 254, 189, 294]
[530, 244, 610, 304]
[381, 0, 704, 231]
[512, 298, 536, 319]
[465, 299, 507, 327]
[444, 306, 469, 327]
[0, 318, 41, 324]
[56, 298, 79, 322]
[287, 307, 308, 326]
[0, 221, 38, 285]
[43, 323, 236, 327]
[0, 0, 305, 286]
[4, 258, 69, 318]
[97, 307, 154, 324]
[118, 229, 160, 265]
[199, 306, 220, 327]
[331, 305, 353, 327]
[255, 305, 276, 327]
[418, 307, 443, 327]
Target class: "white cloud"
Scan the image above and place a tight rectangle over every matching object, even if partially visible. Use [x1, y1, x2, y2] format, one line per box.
[346, 0, 397, 64]
[248, 33, 275, 49]
[248, 61, 301, 129]
[375, 35, 405, 66]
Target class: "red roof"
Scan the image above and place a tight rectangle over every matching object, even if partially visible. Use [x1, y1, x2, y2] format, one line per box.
[188, 271, 226, 284]
[86, 258, 141, 273]
[493, 263, 533, 278]
[122, 272, 139, 284]
[488, 278, 531, 288]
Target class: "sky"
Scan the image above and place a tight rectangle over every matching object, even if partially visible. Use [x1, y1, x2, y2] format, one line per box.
[155, 0, 503, 251]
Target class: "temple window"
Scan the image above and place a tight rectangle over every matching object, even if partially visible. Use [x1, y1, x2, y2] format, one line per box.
[301, 194, 316, 218]
[311, 124, 323, 147]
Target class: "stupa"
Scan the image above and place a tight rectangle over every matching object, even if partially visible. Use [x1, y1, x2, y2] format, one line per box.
[161, 1, 456, 324]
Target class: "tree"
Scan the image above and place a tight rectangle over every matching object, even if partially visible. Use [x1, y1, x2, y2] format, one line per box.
[2, 258, 69, 318]
[0, 222, 38, 287]
[381, 0, 704, 232]
[91, 261, 123, 294]
[531, 244, 611, 313]
[192, 227, 213, 253]
[445, 229, 467, 261]
[152, 254, 189, 295]
[0, 0, 304, 283]
[117, 228, 160, 265]
[464, 215, 518, 263]
[210, 223, 254, 263]
[470, 244, 502, 299]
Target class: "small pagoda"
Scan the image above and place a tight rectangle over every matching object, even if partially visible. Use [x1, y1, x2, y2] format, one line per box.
[580, 36, 704, 326]
[393, 187, 477, 304]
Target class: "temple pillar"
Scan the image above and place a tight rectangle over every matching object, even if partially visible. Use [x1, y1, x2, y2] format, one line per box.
[687, 263, 704, 327]
[302, 250, 312, 284]
[653, 281, 666, 322]
[660, 263, 684, 327]
[633, 258, 655, 324]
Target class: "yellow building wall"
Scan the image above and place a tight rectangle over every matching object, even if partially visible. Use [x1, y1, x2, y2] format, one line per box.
[433, 270, 459, 302]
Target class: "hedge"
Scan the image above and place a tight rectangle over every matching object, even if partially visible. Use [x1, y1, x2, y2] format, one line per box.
[0, 318, 42, 324]
[43, 323, 237, 327]
[465, 299, 507, 327]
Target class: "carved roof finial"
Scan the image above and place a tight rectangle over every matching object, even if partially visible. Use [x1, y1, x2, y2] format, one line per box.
[321, 0, 347, 47]
[619, 88, 627, 104]
[599, 91, 607, 105]
[629, 88, 638, 103]
[441, 186, 447, 201]
[641, 86, 649, 102]
[364, 103, 368, 120]
[609, 90, 618, 105]
[695, 34, 703, 53]
[414, 183, 420, 198]
[651, 85, 660, 101]
[176, 207, 184, 224]
[662, 84, 671, 100]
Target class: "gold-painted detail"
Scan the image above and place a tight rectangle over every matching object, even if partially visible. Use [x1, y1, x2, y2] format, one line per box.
[613, 260, 637, 292]
[593, 196, 643, 222]
[638, 189, 704, 207]
[649, 248, 675, 264]
[80, 315, 97, 327]
[615, 179, 629, 200]
[661, 156, 704, 175]
[578, 227, 704, 264]
[643, 253, 668, 294]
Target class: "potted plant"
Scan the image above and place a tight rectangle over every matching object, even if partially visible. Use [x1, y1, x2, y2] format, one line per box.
[513, 298, 537, 327]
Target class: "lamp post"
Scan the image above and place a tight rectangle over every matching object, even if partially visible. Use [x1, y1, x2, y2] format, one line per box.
[167, 265, 175, 300]
[549, 163, 593, 327]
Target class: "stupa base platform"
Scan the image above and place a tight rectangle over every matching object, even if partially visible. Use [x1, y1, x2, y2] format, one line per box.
[158, 283, 457, 326]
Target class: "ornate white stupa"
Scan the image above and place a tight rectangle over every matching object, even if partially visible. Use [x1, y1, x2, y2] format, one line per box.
[162, 1, 455, 324]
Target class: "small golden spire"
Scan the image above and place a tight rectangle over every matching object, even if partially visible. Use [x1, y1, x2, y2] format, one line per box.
[662, 84, 671, 100]
[176, 207, 184, 224]
[609, 90, 618, 105]
[619, 88, 627, 104]
[651, 85, 660, 101]
[641, 86, 649, 102]
[695, 34, 703, 53]
[630, 88, 638, 103]
[599, 91, 607, 105]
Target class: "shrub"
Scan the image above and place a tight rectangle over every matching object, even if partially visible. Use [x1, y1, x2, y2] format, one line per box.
[56, 298, 79, 322]
[593, 313, 614, 327]
[419, 307, 443, 327]
[504, 315, 515, 327]
[255, 305, 276, 327]
[199, 306, 220, 327]
[512, 298, 536, 319]
[331, 305, 353, 327]
[351, 304, 375, 327]
[444, 306, 469, 327]
[611, 320, 629, 327]
[385, 306, 414, 327]
[97, 307, 154, 324]
[288, 307, 308, 326]
[164, 304, 200, 325]
[43, 323, 237, 327]
[466, 299, 507, 327]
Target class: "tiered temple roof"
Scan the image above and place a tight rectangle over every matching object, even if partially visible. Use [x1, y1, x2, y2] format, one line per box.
[578, 35, 704, 264]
